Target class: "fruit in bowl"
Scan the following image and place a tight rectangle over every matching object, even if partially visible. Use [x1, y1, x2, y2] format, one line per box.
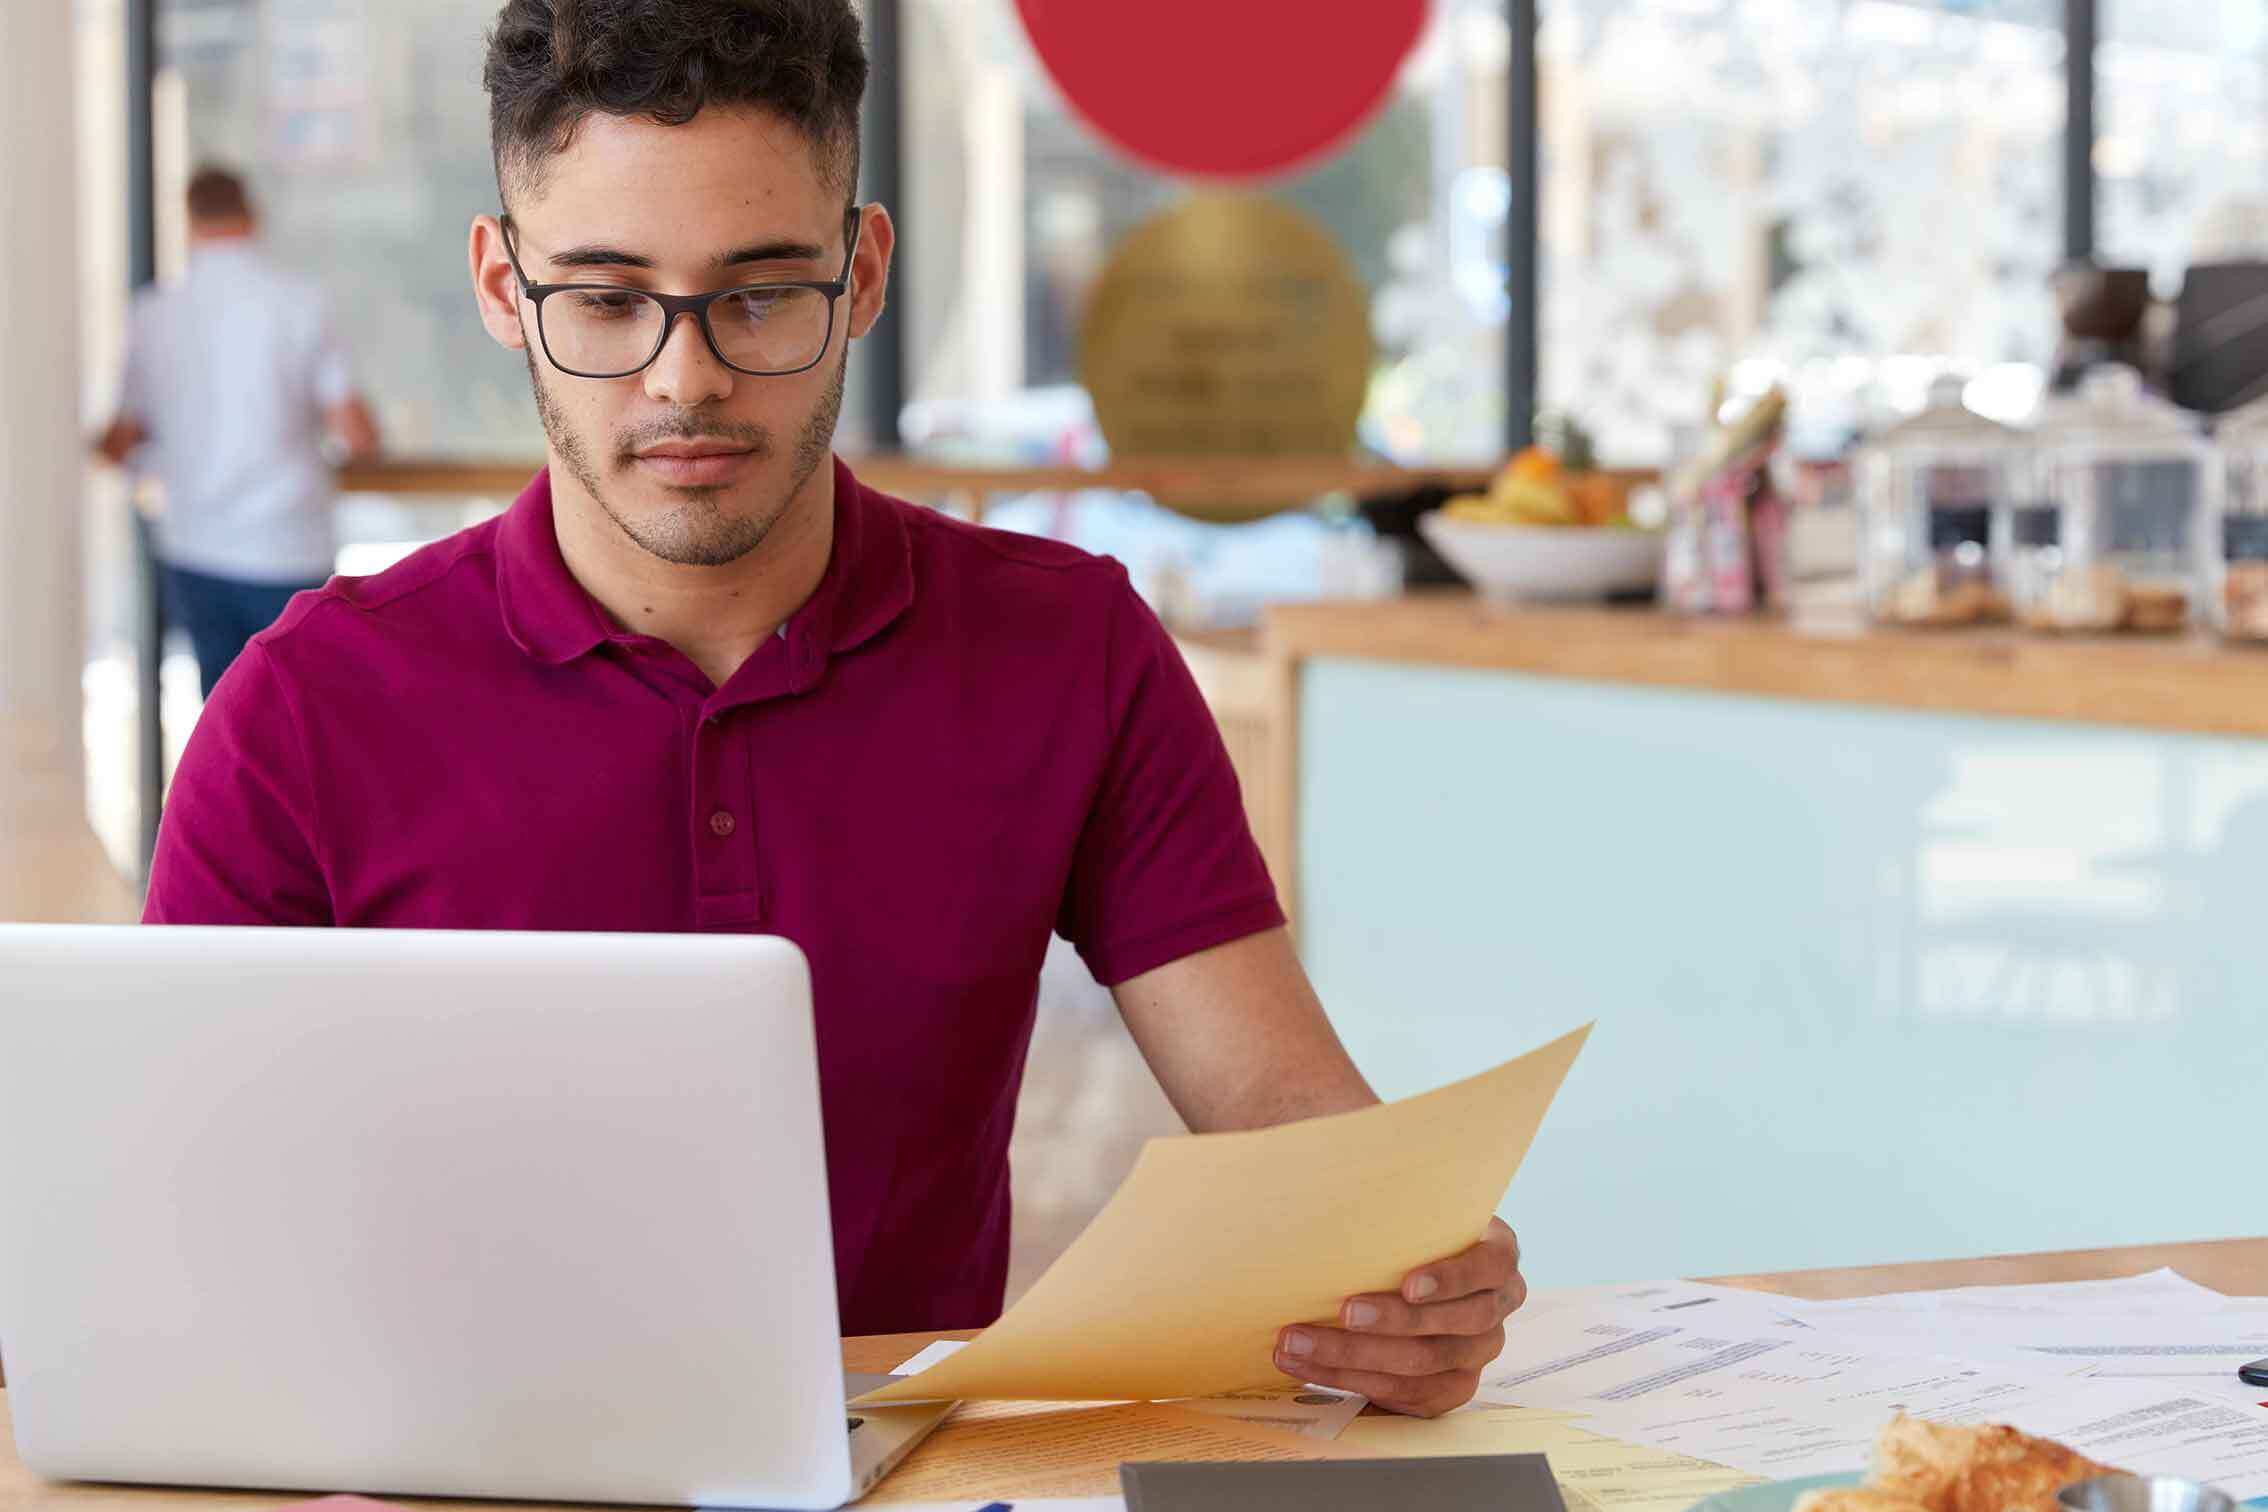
[1423, 445, 1661, 601]
[1418, 512, 1664, 601]
[1442, 447, 1637, 529]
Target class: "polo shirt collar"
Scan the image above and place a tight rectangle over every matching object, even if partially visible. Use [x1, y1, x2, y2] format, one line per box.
[496, 470, 613, 665]
[495, 457, 914, 675]
[793, 455, 914, 660]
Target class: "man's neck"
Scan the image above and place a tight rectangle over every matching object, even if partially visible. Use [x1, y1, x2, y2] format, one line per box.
[549, 462, 837, 690]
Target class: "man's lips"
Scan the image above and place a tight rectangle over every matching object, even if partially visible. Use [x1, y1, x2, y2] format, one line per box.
[630, 443, 756, 486]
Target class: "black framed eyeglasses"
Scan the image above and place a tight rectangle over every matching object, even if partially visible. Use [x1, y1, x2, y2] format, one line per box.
[499, 206, 862, 380]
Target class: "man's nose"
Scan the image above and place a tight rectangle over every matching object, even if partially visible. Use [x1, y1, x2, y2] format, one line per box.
[643, 310, 734, 408]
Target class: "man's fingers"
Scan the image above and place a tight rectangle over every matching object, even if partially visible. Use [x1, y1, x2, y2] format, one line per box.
[1402, 1217, 1522, 1304]
[1277, 1322, 1505, 1381]
[1340, 1286, 1514, 1337]
[1282, 1359, 1481, 1418]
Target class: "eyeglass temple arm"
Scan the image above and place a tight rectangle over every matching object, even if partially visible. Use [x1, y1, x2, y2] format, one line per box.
[497, 213, 534, 291]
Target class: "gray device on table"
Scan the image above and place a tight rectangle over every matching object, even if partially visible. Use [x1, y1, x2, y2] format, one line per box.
[0, 925, 948, 1510]
[1122, 1452, 1570, 1512]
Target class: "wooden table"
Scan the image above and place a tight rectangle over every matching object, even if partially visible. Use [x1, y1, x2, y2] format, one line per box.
[3, 1238, 2260, 1510]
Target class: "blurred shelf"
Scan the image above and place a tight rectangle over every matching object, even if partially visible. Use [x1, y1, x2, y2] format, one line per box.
[1264, 590, 2268, 741]
[335, 454, 1506, 506]
[334, 460, 539, 497]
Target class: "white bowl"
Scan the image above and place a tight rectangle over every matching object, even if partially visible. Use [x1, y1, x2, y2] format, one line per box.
[1418, 514, 1665, 602]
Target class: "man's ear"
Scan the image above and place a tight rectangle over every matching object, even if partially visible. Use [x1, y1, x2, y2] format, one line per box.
[470, 214, 528, 352]
[846, 203, 895, 342]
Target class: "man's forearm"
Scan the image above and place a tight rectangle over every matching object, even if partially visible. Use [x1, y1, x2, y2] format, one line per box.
[1110, 927, 1379, 1133]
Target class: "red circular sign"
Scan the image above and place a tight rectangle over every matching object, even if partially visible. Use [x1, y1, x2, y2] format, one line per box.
[1014, 0, 1431, 181]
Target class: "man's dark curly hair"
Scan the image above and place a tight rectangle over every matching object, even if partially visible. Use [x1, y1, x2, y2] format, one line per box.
[482, 0, 867, 208]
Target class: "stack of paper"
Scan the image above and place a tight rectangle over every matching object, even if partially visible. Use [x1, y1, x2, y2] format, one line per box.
[1770, 1270, 2268, 1404]
[1449, 1271, 2268, 1500]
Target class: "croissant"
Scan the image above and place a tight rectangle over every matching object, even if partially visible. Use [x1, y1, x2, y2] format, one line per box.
[1865, 1412, 2121, 1512]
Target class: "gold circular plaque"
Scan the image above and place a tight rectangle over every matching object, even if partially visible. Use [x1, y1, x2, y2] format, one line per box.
[1078, 193, 1375, 522]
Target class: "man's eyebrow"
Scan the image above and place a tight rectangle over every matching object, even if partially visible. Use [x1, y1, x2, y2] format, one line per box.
[715, 236, 828, 269]
[545, 243, 657, 271]
[540, 237, 828, 273]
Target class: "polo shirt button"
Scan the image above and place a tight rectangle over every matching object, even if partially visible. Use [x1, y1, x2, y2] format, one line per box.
[708, 809, 736, 838]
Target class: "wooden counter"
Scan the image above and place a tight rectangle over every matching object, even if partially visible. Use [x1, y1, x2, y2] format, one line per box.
[1264, 594, 2268, 741]
[1233, 591, 2268, 929]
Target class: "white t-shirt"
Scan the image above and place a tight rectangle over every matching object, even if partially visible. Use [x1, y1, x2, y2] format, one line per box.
[116, 242, 355, 583]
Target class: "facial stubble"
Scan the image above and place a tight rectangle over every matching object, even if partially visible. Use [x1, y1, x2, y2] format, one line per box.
[525, 342, 847, 568]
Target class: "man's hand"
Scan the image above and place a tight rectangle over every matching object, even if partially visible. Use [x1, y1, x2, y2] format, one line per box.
[1274, 1218, 1526, 1417]
[92, 415, 148, 467]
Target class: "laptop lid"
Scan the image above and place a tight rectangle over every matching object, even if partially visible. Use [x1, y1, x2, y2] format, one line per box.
[0, 926, 854, 1510]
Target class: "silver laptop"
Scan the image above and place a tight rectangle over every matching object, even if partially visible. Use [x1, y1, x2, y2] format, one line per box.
[0, 926, 950, 1509]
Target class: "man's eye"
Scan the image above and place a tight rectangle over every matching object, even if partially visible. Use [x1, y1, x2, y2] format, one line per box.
[567, 290, 646, 319]
[722, 290, 789, 319]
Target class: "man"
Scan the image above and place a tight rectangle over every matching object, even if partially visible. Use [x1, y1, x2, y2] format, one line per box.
[146, 0, 1524, 1417]
[95, 166, 382, 698]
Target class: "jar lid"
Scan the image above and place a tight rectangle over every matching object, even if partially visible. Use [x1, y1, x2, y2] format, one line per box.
[2227, 515, 2268, 560]
[2011, 503, 2062, 548]
[2032, 364, 2203, 446]
[1867, 375, 2022, 454]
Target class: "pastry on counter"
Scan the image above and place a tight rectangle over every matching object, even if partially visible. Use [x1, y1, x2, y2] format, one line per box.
[2122, 580, 2190, 633]
[2223, 561, 2268, 640]
[2021, 562, 2130, 632]
[1799, 1413, 2123, 1512]
[1884, 566, 2007, 627]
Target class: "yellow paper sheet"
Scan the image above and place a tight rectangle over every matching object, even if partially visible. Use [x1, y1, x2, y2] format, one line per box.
[1337, 1406, 1763, 1512]
[863, 1024, 1591, 1404]
[862, 1401, 1361, 1504]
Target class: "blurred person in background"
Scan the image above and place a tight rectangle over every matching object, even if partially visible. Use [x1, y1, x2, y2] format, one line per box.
[93, 165, 382, 699]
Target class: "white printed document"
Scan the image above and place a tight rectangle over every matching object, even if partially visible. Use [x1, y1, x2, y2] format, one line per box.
[1483, 1297, 2268, 1497]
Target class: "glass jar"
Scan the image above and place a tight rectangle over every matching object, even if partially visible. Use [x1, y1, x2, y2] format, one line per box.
[2017, 366, 2215, 634]
[1856, 377, 2021, 627]
[2211, 393, 2268, 642]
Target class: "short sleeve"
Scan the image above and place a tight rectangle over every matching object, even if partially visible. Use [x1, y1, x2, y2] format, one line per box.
[144, 641, 334, 926]
[1056, 572, 1286, 986]
[308, 294, 355, 408]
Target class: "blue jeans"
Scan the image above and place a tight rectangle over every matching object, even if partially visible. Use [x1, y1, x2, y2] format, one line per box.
[162, 564, 328, 700]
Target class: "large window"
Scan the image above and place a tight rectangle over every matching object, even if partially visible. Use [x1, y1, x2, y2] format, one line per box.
[141, 0, 2268, 472]
[1539, 0, 2066, 463]
[159, 0, 534, 456]
[2097, 0, 2268, 292]
[898, 0, 1503, 465]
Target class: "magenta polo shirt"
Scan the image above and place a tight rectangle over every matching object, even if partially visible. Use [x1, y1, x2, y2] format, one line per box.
[145, 458, 1284, 1333]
